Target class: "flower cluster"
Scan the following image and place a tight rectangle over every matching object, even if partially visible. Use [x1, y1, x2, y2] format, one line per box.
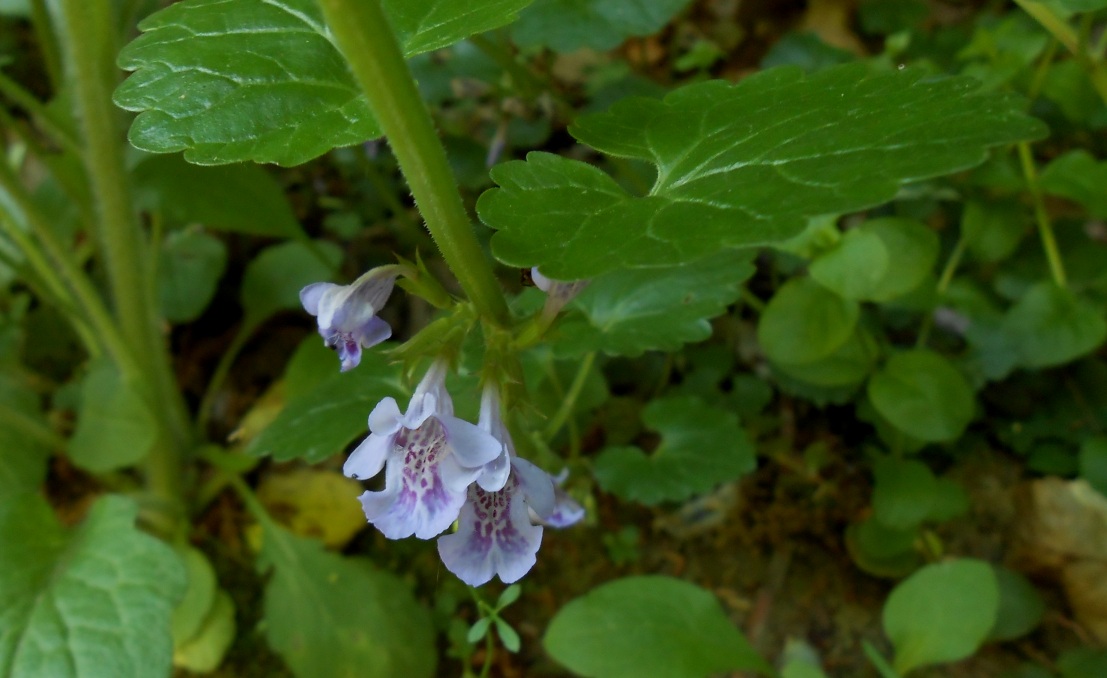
[300, 270, 584, 586]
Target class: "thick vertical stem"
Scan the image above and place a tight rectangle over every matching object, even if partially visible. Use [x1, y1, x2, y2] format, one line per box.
[52, 0, 192, 516]
[314, 0, 511, 326]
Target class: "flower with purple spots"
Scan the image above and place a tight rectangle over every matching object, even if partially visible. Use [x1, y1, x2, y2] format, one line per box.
[300, 268, 397, 372]
[343, 361, 504, 539]
[438, 386, 584, 586]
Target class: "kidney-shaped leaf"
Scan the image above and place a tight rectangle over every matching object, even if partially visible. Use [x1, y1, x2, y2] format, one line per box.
[0, 494, 185, 678]
[115, 0, 533, 165]
[867, 350, 975, 443]
[759, 278, 859, 366]
[479, 65, 1046, 279]
[1002, 282, 1107, 369]
[884, 559, 998, 675]
[544, 576, 770, 678]
[593, 396, 756, 505]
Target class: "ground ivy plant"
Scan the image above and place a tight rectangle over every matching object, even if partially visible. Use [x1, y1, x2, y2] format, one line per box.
[2, 0, 1107, 676]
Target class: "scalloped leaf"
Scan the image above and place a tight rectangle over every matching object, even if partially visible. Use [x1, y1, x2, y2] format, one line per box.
[114, 0, 533, 165]
[593, 395, 756, 505]
[478, 65, 1046, 279]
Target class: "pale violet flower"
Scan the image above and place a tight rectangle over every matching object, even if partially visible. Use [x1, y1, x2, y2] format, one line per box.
[300, 268, 396, 372]
[343, 361, 503, 539]
[531, 267, 589, 319]
[438, 385, 584, 586]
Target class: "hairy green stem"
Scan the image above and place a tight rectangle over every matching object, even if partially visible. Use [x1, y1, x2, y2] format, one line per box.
[315, 0, 510, 326]
[1018, 142, 1068, 288]
[54, 0, 192, 513]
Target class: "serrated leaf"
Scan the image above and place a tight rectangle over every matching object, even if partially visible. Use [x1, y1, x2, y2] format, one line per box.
[114, 0, 534, 166]
[1002, 282, 1107, 369]
[884, 559, 998, 675]
[67, 359, 159, 472]
[240, 240, 342, 326]
[479, 65, 1046, 279]
[593, 396, 756, 505]
[133, 154, 305, 237]
[247, 352, 405, 463]
[868, 350, 975, 443]
[759, 278, 859, 365]
[544, 576, 771, 678]
[388, 0, 534, 55]
[158, 228, 228, 323]
[555, 250, 755, 357]
[258, 519, 435, 678]
[0, 494, 185, 678]
[512, 0, 692, 52]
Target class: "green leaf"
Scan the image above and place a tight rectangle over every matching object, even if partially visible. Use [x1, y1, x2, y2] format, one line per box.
[772, 326, 879, 387]
[173, 590, 235, 673]
[494, 619, 520, 653]
[1002, 282, 1107, 369]
[1079, 437, 1107, 497]
[240, 240, 342, 327]
[115, 0, 533, 166]
[1040, 151, 1107, 218]
[67, 360, 159, 472]
[512, 0, 692, 52]
[962, 199, 1027, 263]
[158, 228, 228, 323]
[859, 218, 939, 301]
[479, 65, 1046, 279]
[809, 228, 889, 300]
[759, 278, 859, 365]
[247, 352, 405, 463]
[872, 457, 938, 530]
[171, 546, 217, 648]
[556, 250, 756, 357]
[868, 350, 975, 443]
[133, 154, 305, 237]
[544, 576, 770, 678]
[0, 494, 185, 678]
[884, 559, 998, 675]
[987, 565, 1044, 642]
[846, 518, 920, 579]
[388, 0, 535, 55]
[0, 375, 49, 496]
[258, 518, 435, 678]
[593, 396, 756, 505]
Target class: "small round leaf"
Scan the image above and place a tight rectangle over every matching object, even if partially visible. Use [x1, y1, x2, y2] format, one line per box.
[868, 350, 975, 442]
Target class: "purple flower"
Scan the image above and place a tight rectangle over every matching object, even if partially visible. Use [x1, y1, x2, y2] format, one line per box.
[437, 386, 584, 586]
[531, 267, 589, 319]
[300, 269, 396, 372]
[343, 361, 503, 539]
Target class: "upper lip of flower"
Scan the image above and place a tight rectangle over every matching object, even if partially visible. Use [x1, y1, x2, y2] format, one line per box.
[299, 269, 397, 371]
